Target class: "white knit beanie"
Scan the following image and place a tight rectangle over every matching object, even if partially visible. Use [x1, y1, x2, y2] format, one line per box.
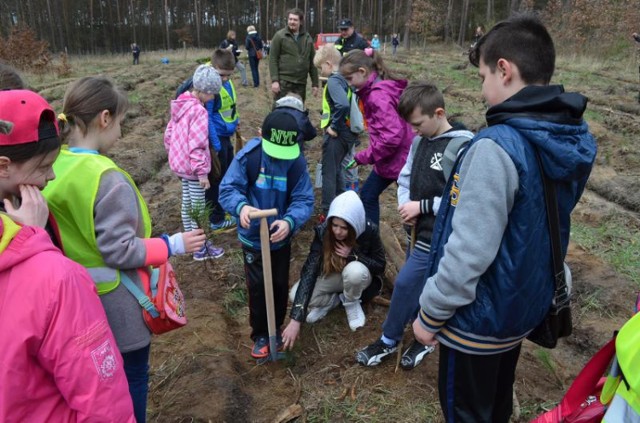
[192, 64, 222, 95]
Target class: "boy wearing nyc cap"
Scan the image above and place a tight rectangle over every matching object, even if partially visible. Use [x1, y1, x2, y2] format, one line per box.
[219, 109, 314, 359]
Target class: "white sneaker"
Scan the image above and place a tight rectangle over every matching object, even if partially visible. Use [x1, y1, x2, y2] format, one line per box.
[306, 294, 340, 323]
[340, 293, 365, 331]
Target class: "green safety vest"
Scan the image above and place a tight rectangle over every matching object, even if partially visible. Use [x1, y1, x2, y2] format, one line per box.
[602, 311, 640, 422]
[42, 148, 152, 295]
[219, 82, 239, 123]
[320, 83, 352, 129]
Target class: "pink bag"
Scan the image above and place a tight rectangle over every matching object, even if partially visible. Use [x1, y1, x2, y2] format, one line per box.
[142, 262, 188, 334]
[120, 262, 188, 335]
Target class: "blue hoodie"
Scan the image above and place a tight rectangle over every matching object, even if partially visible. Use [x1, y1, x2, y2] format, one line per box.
[219, 138, 314, 250]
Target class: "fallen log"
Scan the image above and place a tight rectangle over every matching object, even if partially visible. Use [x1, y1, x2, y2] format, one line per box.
[379, 221, 407, 290]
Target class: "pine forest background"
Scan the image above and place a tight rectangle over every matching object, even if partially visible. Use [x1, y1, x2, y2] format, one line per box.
[1, 0, 639, 61]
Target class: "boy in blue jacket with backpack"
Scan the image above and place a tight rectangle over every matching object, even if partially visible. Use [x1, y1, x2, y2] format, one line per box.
[219, 109, 314, 359]
[412, 16, 596, 422]
[175, 49, 239, 231]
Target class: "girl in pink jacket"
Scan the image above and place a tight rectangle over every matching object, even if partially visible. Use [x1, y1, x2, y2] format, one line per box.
[42, 77, 207, 423]
[0, 89, 135, 422]
[340, 49, 413, 225]
[164, 64, 225, 260]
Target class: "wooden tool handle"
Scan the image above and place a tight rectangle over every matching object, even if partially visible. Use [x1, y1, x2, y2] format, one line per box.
[248, 208, 278, 220]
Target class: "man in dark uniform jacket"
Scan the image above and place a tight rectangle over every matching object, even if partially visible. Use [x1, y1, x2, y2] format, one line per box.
[335, 19, 368, 56]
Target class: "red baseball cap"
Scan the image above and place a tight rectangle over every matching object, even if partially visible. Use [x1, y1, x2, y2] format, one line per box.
[0, 89, 58, 146]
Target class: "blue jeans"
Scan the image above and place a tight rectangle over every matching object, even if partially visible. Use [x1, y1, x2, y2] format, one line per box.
[359, 169, 394, 225]
[248, 56, 260, 87]
[381, 247, 431, 341]
[122, 344, 150, 423]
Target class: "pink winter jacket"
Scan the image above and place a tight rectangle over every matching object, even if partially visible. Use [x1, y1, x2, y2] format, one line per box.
[0, 215, 135, 422]
[164, 91, 212, 180]
[354, 72, 413, 180]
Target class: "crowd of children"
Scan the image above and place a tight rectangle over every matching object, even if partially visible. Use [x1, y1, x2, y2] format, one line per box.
[0, 14, 599, 422]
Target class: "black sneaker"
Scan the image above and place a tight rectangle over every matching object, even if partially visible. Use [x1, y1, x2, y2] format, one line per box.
[355, 339, 397, 366]
[400, 340, 435, 370]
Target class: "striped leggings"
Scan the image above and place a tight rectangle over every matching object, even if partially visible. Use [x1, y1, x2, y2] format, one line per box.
[180, 178, 206, 232]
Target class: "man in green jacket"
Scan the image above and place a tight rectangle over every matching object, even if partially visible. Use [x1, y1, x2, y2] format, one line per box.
[269, 8, 319, 107]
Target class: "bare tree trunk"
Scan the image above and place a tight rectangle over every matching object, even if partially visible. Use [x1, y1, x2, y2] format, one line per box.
[225, 0, 230, 29]
[130, 0, 136, 45]
[99, 0, 108, 52]
[319, 0, 323, 33]
[265, 0, 269, 40]
[164, 0, 170, 49]
[193, 0, 199, 47]
[89, 0, 94, 53]
[392, 0, 398, 33]
[378, 0, 382, 37]
[486, 0, 494, 23]
[445, 0, 454, 42]
[116, 0, 123, 52]
[402, 0, 412, 51]
[45, 0, 57, 51]
[457, 0, 469, 46]
[147, 0, 152, 51]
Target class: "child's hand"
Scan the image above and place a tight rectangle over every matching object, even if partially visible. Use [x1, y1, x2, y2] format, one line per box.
[269, 219, 290, 243]
[181, 229, 206, 253]
[398, 201, 420, 224]
[334, 241, 353, 258]
[326, 127, 338, 138]
[198, 176, 210, 189]
[4, 185, 49, 227]
[239, 205, 259, 229]
[282, 319, 302, 351]
[344, 159, 357, 170]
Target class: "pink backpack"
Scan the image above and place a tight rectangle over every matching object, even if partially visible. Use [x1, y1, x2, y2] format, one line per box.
[120, 261, 187, 335]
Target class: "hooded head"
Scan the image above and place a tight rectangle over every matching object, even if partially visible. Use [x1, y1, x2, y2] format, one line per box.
[327, 191, 366, 237]
[275, 95, 305, 112]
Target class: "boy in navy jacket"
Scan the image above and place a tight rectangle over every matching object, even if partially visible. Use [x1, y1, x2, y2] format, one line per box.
[412, 16, 596, 422]
[219, 109, 314, 359]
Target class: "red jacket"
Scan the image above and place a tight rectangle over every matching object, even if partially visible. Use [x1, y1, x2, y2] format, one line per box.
[0, 215, 134, 422]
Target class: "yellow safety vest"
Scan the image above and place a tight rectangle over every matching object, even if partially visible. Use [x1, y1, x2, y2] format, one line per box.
[321, 83, 352, 129]
[219, 82, 239, 124]
[602, 312, 640, 422]
[42, 148, 152, 295]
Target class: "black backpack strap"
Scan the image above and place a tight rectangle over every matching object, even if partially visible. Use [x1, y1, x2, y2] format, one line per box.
[175, 77, 193, 99]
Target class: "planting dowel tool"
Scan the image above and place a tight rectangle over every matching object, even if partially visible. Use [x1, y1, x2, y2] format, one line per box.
[248, 208, 286, 362]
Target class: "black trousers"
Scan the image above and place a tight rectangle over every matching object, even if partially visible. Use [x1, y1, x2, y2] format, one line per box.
[438, 342, 521, 423]
[243, 244, 291, 340]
